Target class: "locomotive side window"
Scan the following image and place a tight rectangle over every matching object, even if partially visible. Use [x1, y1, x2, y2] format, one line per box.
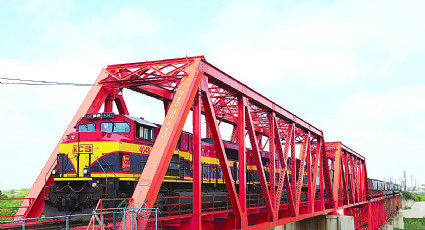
[101, 122, 131, 133]
[78, 123, 96, 132]
[136, 125, 154, 141]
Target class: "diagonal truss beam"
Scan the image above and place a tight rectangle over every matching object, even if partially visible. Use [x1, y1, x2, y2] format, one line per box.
[295, 133, 310, 213]
[202, 87, 245, 227]
[245, 105, 275, 219]
[310, 140, 322, 212]
[275, 123, 296, 215]
[320, 137, 335, 209]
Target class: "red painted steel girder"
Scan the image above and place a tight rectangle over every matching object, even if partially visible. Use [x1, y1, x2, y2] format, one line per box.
[17, 56, 395, 230]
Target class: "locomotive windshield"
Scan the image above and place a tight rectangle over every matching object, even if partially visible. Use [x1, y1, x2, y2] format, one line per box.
[78, 123, 96, 132]
[100, 122, 131, 133]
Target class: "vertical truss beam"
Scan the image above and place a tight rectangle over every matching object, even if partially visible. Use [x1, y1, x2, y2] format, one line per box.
[361, 161, 367, 201]
[238, 95, 247, 226]
[104, 95, 113, 112]
[364, 161, 370, 199]
[310, 141, 322, 212]
[114, 90, 129, 115]
[333, 142, 342, 206]
[192, 92, 202, 229]
[268, 113, 276, 219]
[163, 99, 171, 116]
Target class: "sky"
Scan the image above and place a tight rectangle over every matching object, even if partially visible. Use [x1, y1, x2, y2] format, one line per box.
[0, 0, 424, 190]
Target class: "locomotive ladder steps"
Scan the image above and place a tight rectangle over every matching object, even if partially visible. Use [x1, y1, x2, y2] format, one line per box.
[179, 157, 185, 179]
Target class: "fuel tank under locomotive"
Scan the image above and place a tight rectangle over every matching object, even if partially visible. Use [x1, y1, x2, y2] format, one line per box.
[45, 181, 102, 216]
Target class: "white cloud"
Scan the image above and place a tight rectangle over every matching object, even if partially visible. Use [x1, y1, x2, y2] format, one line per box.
[340, 86, 425, 124]
[322, 85, 425, 181]
[201, 0, 425, 85]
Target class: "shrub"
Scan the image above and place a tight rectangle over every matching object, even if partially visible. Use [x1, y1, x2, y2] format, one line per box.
[401, 191, 425, 201]
[404, 218, 425, 230]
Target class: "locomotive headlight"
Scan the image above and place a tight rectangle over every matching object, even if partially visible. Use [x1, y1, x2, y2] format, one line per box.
[92, 183, 97, 188]
[83, 168, 90, 175]
[52, 169, 57, 175]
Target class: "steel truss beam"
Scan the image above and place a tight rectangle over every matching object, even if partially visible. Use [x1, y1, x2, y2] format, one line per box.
[18, 56, 399, 230]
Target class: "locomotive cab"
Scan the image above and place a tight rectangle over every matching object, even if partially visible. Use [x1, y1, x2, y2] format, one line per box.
[46, 113, 159, 216]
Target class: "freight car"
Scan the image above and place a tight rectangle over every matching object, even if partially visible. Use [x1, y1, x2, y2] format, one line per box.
[367, 178, 401, 197]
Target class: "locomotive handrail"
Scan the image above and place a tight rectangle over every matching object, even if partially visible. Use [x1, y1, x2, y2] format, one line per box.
[43, 157, 58, 200]
[90, 152, 112, 178]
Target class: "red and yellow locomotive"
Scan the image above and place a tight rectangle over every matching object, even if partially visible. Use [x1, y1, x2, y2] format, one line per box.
[46, 112, 305, 216]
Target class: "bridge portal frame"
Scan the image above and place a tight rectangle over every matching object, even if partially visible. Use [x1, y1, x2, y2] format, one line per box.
[17, 56, 399, 230]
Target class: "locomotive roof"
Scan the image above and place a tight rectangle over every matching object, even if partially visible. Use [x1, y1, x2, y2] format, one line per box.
[201, 138, 237, 146]
[124, 115, 158, 128]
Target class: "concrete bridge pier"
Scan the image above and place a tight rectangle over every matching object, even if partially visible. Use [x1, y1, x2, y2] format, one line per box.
[273, 213, 355, 230]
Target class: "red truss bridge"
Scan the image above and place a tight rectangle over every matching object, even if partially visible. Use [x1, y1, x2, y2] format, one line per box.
[6, 56, 400, 229]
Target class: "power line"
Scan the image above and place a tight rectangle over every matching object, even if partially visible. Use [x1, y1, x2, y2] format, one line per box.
[0, 77, 100, 86]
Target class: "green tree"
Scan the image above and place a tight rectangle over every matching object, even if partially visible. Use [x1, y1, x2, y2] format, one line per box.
[0, 190, 7, 198]
[0, 188, 30, 221]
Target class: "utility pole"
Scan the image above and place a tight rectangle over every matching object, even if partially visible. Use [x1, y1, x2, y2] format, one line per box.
[404, 171, 407, 191]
